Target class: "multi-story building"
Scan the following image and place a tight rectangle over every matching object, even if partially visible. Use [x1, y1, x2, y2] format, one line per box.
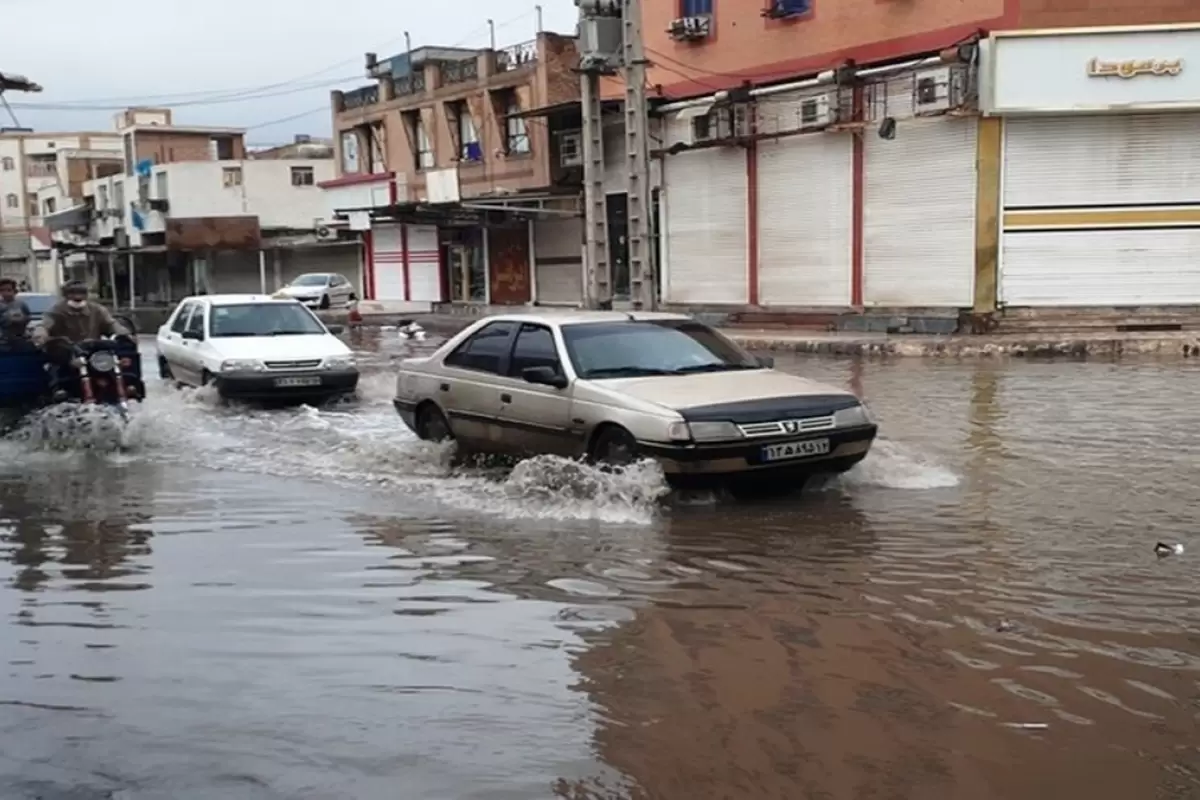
[44, 108, 357, 307]
[0, 129, 123, 288]
[641, 0, 1200, 328]
[322, 31, 584, 310]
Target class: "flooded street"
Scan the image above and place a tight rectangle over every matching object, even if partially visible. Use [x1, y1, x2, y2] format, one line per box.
[2, 334, 1198, 799]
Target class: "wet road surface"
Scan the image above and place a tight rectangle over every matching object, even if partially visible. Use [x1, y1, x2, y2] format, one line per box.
[1, 334, 1198, 799]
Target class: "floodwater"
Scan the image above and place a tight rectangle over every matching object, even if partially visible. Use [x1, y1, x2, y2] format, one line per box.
[1, 334, 1198, 799]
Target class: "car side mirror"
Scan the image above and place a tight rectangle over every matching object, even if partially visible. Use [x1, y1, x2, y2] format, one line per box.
[182, 330, 203, 341]
[757, 355, 775, 369]
[522, 365, 568, 389]
[326, 324, 345, 335]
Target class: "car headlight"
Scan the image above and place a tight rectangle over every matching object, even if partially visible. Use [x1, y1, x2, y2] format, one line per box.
[665, 421, 691, 442]
[220, 359, 265, 372]
[687, 421, 742, 442]
[322, 355, 356, 370]
[834, 403, 874, 427]
[88, 351, 116, 372]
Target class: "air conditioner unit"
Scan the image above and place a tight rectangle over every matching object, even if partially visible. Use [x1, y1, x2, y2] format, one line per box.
[798, 94, 835, 130]
[913, 66, 964, 113]
[692, 106, 748, 144]
[668, 15, 712, 41]
[315, 225, 340, 241]
[559, 131, 583, 167]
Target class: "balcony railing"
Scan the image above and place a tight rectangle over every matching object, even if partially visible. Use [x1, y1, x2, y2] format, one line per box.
[25, 162, 56, 178]
[496, 40, 538, 72]
[392, 71, 426, 97]
[342, 84, 379, 110]
[441, 57, 479, 85]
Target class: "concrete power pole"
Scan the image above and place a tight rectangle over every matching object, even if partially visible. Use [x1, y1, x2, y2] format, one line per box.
[576, 0, 655, 310]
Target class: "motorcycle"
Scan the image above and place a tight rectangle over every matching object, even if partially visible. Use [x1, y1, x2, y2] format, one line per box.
[43, 336, 145, 413]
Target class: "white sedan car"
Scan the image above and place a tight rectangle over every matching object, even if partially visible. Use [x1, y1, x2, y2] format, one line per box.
[274, 273, 356, 309]
[155, 294, 358, 403]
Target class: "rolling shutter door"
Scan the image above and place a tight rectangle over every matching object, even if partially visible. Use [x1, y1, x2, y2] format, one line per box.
[534, 216, 583, 305]
[406, 224, 440, 302]
[1001, 113, 1200, 305]
[371, 223, 405, 301]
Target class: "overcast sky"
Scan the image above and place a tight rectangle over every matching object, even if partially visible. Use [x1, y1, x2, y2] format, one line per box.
[0, 0, 577, 146]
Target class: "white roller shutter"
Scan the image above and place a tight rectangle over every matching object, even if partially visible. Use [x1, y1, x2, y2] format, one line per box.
[756, 91, 853, 306]
[533, 216, 583, 305]
[1003, 114, 1200, 208]
[406, 224, 440, 302]
[663, 148, 748, 304]
[863, 116, 978, 306]
[371, 223, 404, 300]
[1000, 113, 1200, 306]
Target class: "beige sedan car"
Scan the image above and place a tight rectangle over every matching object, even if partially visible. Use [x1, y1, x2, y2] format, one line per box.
[392, 311, 877, 490]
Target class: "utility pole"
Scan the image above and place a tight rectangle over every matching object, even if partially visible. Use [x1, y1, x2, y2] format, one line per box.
[576, 0, 655, 310]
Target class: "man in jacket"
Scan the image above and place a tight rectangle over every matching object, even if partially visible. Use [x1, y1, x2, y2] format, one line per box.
[0, 277, 32, 344]
[32, 280, 130, 345]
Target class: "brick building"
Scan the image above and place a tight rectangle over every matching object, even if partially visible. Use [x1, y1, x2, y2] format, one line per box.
[643, 0, 1200, 327]
[322, 31, 585, 310]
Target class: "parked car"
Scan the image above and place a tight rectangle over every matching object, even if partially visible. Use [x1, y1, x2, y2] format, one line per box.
[274, 273, 356, 309]
[155, 294, 358, 403]
[391, 311, 877, 490]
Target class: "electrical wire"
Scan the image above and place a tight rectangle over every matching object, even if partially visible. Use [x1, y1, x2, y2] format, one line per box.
[7, 74, 361, 111]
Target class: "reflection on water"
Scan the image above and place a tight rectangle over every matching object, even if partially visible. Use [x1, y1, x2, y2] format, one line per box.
[1, 351, 1199, 798]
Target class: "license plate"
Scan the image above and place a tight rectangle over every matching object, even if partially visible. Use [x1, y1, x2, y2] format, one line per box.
[761, 438, 831, 462]
[274, 376, 322, 388]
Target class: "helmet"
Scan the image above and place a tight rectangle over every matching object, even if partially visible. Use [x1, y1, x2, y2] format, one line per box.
[61, 280, 88, 297]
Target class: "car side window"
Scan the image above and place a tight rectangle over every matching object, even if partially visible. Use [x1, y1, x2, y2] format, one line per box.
[444, 321, 516, 375]
[332, 275, 346, 286]
[184, 304, 206, 338]
[170, 302, 194, 333]
[507, 324, 561, 377]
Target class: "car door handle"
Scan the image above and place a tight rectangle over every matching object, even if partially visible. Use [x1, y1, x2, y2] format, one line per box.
[439, 383, 450, 392]
[500, 393, 512, 404]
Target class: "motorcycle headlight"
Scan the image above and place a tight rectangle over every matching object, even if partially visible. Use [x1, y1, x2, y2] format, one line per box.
[88, 351, 116, 372]
[220, 359, 265, 372]
[322, 355, 356, 370]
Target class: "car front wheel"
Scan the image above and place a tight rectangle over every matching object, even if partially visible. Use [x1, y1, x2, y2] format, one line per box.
[591, 425, 639, 467]
[415, 403, 453, 442]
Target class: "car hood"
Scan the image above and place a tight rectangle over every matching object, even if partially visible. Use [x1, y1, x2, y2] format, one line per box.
[276, 285, 323, 297]
[599, 369, 856, 412]
[207, 335, 349, 360]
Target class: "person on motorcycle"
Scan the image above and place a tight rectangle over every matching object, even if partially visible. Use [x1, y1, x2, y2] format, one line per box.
[32, 280, 130, 345]
[0, 277, 32, 345]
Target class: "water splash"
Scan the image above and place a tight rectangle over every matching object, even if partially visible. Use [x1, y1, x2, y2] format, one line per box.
[837, 438, 960, 490]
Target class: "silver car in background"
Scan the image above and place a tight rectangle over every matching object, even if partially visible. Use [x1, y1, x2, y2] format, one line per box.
[274, 273, 356, 309]
[392, 311, 877, 492]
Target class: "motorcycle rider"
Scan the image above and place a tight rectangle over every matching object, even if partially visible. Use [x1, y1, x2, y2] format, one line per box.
[32, 281, 132, 398]
[32, 280, 130, 345]
[0, 277, 32, 345]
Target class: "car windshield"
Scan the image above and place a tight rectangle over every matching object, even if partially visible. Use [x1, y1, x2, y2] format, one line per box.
[290, 275, 328, 287]
[209, 303, 327, 337]
[561, 320, 761, 379]
[20, 294, 54, 315]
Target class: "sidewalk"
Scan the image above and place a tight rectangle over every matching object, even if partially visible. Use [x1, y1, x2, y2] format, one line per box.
[319, 309, 1200, 358]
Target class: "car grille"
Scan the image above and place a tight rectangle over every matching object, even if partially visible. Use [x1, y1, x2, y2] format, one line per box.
[264, 359, 322, 370]
[737, 414, 836, 438]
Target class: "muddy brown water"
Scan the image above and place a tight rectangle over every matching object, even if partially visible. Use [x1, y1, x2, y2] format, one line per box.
[1, 336, 1198, 799]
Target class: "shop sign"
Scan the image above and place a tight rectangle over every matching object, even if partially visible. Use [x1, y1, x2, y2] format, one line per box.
[982, 26, 1200, 114]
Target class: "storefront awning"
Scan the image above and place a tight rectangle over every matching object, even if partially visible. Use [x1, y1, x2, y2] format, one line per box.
[42, 203, 90, 232]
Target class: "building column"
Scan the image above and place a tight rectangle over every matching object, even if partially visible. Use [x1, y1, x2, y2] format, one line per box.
[973, 116, 1003, 314]
[127, 252, 136, 309]
[272, 249, 282, 290]
[258, 249, 268, 293]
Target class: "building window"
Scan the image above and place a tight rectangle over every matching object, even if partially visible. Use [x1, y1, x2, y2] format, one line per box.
[681, 0, 712, 15]
[26, 193, 36, 211]
[404, 111, 434, 170]
[155, 171, 168, 200]
[113, 181, 124, 210]
[766, 0, 809, 16]
[4, 193, 17, 209]
[98, 185, 109, 209]
[448, 101, 481, 162]
[340, 130, 360, 173]
[42, 198, 56, 215]
[222, 166, 243, 187]
[916, 76, 938, 105]
[504, 95, 530, 155]
[558, 131, 582, 167]
[1, 157, 13, 171]
[291, 166, 314, 186]
[211, 136, 235, 160]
